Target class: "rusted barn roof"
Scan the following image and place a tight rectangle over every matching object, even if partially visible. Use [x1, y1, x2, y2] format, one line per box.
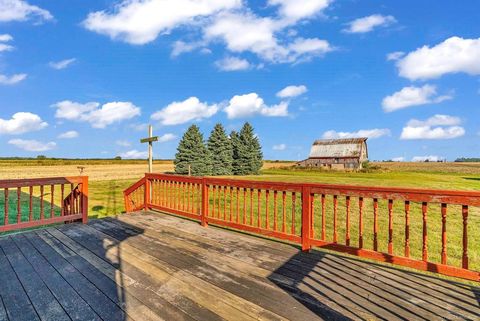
[309, 138, 368, 158]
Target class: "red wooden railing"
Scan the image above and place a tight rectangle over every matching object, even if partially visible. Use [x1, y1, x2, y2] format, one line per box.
[1, 176, 88, 233]
[124, 173, 480, 282]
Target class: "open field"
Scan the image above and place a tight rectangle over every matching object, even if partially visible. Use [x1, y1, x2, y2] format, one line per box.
[2, 160, 480, 219]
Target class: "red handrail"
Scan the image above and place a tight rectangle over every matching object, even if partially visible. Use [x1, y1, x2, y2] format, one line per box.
[124, 173, 480, 282]
[1, 176, 88, 233]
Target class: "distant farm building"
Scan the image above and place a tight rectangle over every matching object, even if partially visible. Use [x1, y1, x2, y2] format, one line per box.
[297, 138, 368, 170]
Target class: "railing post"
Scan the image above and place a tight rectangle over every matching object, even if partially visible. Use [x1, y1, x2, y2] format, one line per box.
[144, 176, 151, 211]
[201, 178, 208, 227]
[301, 185, 312, 252]
[81, 176, 88, 224]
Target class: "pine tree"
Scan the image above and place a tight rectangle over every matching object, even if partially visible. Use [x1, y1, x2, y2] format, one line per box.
[239, 122, 263, 175]
[174, 125, 212, 176]
[207, 124, 233, 175]
[230, 130, 244, 175]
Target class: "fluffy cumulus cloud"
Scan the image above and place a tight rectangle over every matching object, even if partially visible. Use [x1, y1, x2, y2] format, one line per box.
[49, 58, 76, 70]
[83, 0, 241, 45]
[215, 56, 251, 71]
[400, 114, 465, 140]
[58, 130, 79, 139]
[0, 73, 27, 85]
[322, 128, 390, 139]
[158, 133, 177, 142]
[224, 93, 288, 119]
[272, 143, 286, 151]
[276, 85, 307, 98]
[0, 0, 53, 23]
[382, 85, 452, 112]
[343, 14, 396, 33]
[119, 149, 148, 159]
[0, 34, 14, 52]
[0, 112, 47, 135]
[53, 100, 141, 128]
[8, 139, 56, 152]
[396, 37, 480, 80]
[412, 155, 445, 162]
[83, 0, 334, 65]
[151, 97, 218, 125]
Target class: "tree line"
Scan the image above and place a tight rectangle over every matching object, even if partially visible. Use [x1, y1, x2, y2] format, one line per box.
[174, 122, 263, 176]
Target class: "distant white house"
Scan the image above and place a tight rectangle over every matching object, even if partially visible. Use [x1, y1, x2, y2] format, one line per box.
[297, 138, 368, 170]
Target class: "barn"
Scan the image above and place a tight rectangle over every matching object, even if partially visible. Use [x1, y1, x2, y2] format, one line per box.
[297, 138, 368, 170]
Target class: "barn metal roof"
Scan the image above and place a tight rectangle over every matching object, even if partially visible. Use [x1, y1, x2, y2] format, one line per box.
[309, 138, 368, 158]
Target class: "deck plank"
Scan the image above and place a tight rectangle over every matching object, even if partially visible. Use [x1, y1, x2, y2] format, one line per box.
[0, 239, 40, 321]
[12, 234, 103, 321]
[0, 237, 70, 321]
[1, 211, 479, 321]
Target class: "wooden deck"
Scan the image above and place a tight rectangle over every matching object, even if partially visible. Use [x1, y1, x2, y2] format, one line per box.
[0, 211, 478, 321]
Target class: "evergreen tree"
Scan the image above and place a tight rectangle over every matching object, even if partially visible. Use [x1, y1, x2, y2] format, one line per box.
[239, 122, 263, 175]
[207, 124, 233, 175]
[230, 130, 244, 175]
[174, 125, 212, 176]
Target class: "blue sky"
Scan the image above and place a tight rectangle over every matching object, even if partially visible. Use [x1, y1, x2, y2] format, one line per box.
[0, 0, 479, 161]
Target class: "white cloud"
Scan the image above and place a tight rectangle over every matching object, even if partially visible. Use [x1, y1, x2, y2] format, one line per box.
[0, 34, 14, 52]
[119, 149, 148, 159]
[151, 97, 218, 125]
[8, 139, 56, 152]
[273, 143, 286, 151]
[205, 12, 333, 63]
[397, 37, 480, 80]
[49, 58, 76, 70]
[0, 0, 53, 23]
[224, 93, 288, 119]
[344, 14, 396, 33]
[400, 114, 465, 140]
[0, 34, 13, 42]
[58, 130, 79, 139]
[0, 112, 47, 135]
[158, 133, 177, 142]
[171, 41, 203, 57]
[386, 51, 404, 61]
[382, 84, 452, 112]
[215, 56, 250, 71]
[276, 85, 307, 98]
[53, 100, 141, 128]
[268, 0, 331, 22]
[322, 128, 390, 139]
[83, 0, 240, 45]
[391, 157, 405, 162]
[116, 140, 131, 147]
[0, 73, 27, 85]
[412, 155, 445, 162]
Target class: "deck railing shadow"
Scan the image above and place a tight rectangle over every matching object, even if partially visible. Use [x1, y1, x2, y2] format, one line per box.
[268, 249, 480, 320]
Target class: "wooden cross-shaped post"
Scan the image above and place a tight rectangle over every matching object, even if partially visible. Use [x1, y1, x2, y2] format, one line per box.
[140, 125, 158, 173]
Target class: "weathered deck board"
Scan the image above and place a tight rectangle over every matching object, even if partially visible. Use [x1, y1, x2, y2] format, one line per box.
[0, 210, 478, 321]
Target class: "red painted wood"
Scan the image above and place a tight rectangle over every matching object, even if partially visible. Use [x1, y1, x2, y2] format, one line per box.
[4, 188, 8, 225]
[321, 194, 326, 241]
[405, 201, 410, 258]
[388, 199, 393, 255]
[265, 190, 270, 229]
[257, 189, 261, 227]
[462, 205, 469, 269]
[282, 191, 286, 233]
[291, 192, 296, 235]
[243, 188, 246, 225]
[373, 198, 378, 251]
[273, 191, 278, 232]
[50, 185, 55, 219]
[301, 186, 312, 251]
[441, 203, 448, 265]
[422, 202, 428, 261]
[201, 178, 208, 227]
[333, 195, 338, 243]
[346, 196, 351, 246]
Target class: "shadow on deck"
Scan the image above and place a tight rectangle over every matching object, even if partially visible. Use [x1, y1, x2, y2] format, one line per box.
[0, 210, 478, 321]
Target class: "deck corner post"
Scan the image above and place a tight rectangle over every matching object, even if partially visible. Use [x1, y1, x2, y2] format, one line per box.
[301, 185, 312, 252]
[144, 175, 151, 211]
[201, 177, 209, 227]
[81, 176, 89, 224]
